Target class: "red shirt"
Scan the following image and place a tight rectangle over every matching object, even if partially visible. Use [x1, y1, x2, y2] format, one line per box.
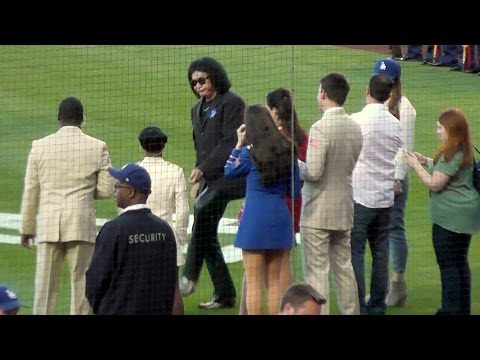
[285, 130, 307, 233]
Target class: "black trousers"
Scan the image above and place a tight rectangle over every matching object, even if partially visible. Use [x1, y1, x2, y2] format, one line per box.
[183, 178, 245, 301]
[432, 224, 471, 315]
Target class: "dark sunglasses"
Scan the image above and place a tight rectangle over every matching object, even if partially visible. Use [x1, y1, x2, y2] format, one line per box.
[190, 76, 209, 87]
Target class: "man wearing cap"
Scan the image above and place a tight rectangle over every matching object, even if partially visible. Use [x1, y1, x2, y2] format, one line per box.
[86, 164, 177, 315]
[137, 126, 189, 314]
[372, 58, 416, 308]
[20, 96, 113, 315]
[278, 283, 326, 315]
[0, 285, 24, 315]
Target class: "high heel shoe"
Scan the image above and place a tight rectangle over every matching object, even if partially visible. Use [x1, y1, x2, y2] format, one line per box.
[386, 281, 407, 307]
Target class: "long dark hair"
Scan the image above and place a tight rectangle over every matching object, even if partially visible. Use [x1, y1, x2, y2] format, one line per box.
[266, 88, 304, 146]
[387, 77, 402, 120]
[187, 57, 231, 98]
[244, 105, 292, 187]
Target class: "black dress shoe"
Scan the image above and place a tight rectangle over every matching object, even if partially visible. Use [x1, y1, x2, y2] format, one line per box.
[398, 56, 423, 61]
[431, 62, 458, 67]
[198, 298, 235, 309]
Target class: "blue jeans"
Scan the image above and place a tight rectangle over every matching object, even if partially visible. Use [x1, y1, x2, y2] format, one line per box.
[439, 45, 461, 66]
[406, 45, 423, 59]
[432, 224, 471, 315]
[389, 176, 409, 274]
[351, 203, 392, 315]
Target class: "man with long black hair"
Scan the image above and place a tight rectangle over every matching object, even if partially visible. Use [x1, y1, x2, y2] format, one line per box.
[181, 57, 246, 309]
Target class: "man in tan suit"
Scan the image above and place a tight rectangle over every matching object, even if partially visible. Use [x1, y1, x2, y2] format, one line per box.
[20, 96, 113, 315]
[299, 73, 363, 315]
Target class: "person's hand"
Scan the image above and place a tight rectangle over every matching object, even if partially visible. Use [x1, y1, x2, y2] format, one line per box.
[393, 180, 403, 196]
[236, 124, 246, 149]
[405, 151, 420, 168]
[189, 168, 203, 184]
[414, 152, 427, 165]
[21, 234, 34, 249]
[190, 181, 200, 199]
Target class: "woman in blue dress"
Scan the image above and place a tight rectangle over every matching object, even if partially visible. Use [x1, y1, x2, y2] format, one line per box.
[225, 104, 301, 314]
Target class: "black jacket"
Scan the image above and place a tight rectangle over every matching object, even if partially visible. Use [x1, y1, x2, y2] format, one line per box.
[192, 91, 245, 190]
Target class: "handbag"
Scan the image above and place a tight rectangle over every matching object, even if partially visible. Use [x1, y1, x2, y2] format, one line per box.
[473, 146, 480, 193]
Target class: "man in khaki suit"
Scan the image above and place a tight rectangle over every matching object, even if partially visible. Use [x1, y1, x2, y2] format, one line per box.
[20, 96, 113, 315]
[299, 73, 363, 315]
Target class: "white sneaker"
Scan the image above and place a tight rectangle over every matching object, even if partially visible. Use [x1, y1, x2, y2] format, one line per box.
[179, 276, 197, 297]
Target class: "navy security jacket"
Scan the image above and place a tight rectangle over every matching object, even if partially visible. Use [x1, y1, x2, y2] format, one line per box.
[86, 208, 176, 315]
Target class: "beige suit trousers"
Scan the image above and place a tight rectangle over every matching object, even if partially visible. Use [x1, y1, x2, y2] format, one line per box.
[301, 226, 360, 315]
[34, 241, 94, 315]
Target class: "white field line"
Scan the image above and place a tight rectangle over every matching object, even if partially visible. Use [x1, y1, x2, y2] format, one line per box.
[0, 212, 243, 263]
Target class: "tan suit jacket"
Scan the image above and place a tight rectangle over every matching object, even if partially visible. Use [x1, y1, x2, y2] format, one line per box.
[300, 108, 363, 230]
[137, 156, 189, 266]
[20, 126, 113, 243]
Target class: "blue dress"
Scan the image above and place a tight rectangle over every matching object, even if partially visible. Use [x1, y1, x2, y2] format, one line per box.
[224, 147, 301, 250]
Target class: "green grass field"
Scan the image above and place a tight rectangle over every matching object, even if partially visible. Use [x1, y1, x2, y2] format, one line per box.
[1, 45, 479, 315]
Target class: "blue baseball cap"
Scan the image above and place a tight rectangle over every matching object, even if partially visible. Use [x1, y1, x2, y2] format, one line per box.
[373, 58, 401, 80]
[0, 285, 23, 311]
[108, 163, 152, 195]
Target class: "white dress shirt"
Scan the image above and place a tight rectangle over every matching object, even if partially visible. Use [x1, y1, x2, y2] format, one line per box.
[351, 103, 403, 208]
